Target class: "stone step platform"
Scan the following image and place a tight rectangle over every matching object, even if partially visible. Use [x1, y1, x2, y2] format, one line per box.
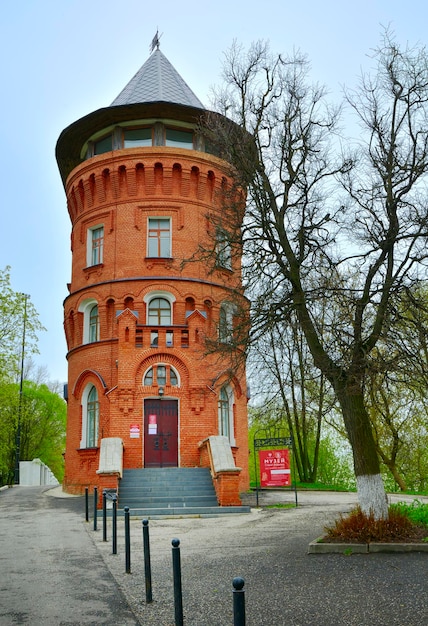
[116, 467, 250, 517]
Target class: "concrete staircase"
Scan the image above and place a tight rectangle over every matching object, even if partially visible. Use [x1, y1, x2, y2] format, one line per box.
[118, 467, 250, 517]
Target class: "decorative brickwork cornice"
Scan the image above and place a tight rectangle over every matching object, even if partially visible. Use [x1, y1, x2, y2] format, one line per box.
[65, 151, 236, 223]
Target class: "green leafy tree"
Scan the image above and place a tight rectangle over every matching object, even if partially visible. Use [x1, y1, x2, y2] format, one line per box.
[316, 432, 355, 490]
[249, 311, 335, 483]
[0, 383, 17, 483]
[0, 267, 44, 381]
[0, 381, 66, 485]
[362, 286, 428, 491]
[0, 266, 49, 484]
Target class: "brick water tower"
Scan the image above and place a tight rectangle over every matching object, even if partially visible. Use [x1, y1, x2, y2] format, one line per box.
[56, 41, 249, 508]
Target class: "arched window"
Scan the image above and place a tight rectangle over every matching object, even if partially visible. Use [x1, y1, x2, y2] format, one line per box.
[143, 364, 180, 387]
[216, 229, 232, 269]
[81, 384, 99, 448]
[170, 368, 178, 386]
[148, 297, 171, 325]
[218, 385, 235, 445]
[143, 367, 154, 386]
[157, 365, 167, 386]
[219, 302, 235, 343]
[89, 304, 99, 342]
[79, 299, 100, 344]
[219, 306, 228, 342]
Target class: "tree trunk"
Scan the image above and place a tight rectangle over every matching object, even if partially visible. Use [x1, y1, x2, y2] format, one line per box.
[335, 384, 388, 519]
[384, 461, 407, 492]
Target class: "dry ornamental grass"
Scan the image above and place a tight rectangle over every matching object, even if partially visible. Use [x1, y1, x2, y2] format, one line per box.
[323, 507, 428, 544]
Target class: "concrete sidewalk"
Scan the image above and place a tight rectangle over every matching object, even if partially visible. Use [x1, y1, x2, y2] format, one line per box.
[1, 485, 427, 625]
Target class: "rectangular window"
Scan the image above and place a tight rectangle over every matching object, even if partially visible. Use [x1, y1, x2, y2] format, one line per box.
[124, 128, 152, 147]
[148, 218, 171, 257]
[88, 226, 104, 266]
[165, 128, 193, 149]
[94, 135, 112, 155]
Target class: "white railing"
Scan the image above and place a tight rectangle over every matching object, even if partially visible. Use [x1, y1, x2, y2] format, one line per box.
[19, 459, 59, 486]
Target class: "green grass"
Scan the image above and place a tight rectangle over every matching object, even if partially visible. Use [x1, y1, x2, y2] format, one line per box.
[296, 481, 354, 492]
[390, 499, 428, 526]
[265, 503, 296, 509]
[249, 481, 352, 491]
[248, 482, 428, 496]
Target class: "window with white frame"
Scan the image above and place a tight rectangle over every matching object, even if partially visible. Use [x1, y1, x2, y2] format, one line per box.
[79, 299, 100, 344]
[89, 304, 99, 342]
[218, 385, 235, 444]
[148, 297, 171, 325]
[219, 302, 235, 343]
[87, 225, 104, 266]
[81, 384, 99, 448]
[216, 229, 232, 270]
[143, 364, 180, 387]
[148, 218, 171, 258]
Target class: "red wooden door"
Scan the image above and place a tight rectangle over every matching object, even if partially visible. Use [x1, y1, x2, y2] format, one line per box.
[144, 399, 178, 467]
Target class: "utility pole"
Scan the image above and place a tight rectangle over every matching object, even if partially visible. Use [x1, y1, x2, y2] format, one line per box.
[14, 294, 28, 485]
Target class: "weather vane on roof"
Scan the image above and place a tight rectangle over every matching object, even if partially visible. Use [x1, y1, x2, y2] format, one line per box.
[150, 29, 163, 53]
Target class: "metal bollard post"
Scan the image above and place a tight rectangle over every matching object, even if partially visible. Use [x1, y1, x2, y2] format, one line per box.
[93, 487, 98, 531]
[142, 519, 153, 603]
[124, 506, 131, 574]
[85, 487, 89, 522]
[232, 577, 246, 626]
[112, 494, 117, 555]
[102, 490, 107, 542]
[171, 538, 183, 626]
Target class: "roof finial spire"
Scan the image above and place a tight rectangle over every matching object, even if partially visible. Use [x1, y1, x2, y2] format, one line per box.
[150, 29, 162, 54]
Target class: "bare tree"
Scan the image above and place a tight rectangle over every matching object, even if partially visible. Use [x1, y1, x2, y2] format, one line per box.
[201, 32, 428, 518]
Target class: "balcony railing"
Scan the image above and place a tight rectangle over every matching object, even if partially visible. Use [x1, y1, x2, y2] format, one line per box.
[135, 325, 189, 349]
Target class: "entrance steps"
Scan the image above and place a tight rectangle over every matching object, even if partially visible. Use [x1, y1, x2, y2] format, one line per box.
[117, 467, 250, 517]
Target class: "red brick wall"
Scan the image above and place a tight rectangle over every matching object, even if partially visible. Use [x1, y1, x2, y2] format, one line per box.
[62, 145, 249, 496]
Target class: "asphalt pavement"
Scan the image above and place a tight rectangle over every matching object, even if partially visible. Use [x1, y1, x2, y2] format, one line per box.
[0, 485, 139, 625]
[1, 485, 427, 625]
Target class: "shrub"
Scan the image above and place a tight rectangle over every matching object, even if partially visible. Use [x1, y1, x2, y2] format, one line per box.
[324, 506, 428, 543]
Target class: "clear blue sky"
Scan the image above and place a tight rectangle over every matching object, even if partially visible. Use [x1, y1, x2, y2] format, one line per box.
[1, 0, 427, 384]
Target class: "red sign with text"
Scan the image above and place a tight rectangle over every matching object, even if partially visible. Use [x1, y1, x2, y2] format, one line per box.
[259, 449, 291, 487]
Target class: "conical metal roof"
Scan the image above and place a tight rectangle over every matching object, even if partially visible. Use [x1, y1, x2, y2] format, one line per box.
[56, 47, 210, 186]
[111, 48, 204, 109]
